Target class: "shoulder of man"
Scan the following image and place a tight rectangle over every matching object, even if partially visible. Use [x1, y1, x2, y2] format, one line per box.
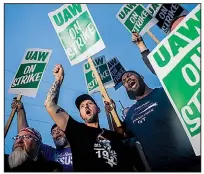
[40, 143, 56, 152]
[103, 128, 125, 141]
[65, 115, 87, 138]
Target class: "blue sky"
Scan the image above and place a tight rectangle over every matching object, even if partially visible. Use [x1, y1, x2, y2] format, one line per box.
[4, 3, 197, 154]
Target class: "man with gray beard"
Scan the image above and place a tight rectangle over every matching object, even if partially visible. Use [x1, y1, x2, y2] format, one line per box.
[40, 124, 73, 172]
[12, 98, 73, 172]
[4, 127, 62, 172]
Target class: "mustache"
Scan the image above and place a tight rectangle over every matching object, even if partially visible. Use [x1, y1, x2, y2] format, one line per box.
[13, 143, 25, 150]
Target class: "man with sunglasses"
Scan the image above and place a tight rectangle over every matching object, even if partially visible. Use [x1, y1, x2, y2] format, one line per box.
[4, 127, 62, 172]
[11, 98, 73, 172]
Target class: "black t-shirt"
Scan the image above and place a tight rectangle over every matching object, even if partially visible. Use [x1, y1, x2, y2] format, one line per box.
[4, 154, 62, 172]
[124, 88, 201, 171]
[65, 117, 134, 172]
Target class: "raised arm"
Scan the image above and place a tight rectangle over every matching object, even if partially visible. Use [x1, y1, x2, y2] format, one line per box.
[104, 100, 131, 138]
[11, 98, 29, 133]
[44, 64, 69, 131]
[132, 32, 156, 75]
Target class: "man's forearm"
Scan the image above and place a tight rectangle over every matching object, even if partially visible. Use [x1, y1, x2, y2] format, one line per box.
[109, 113, 126, 138]
[136, 40, 156, 75]
[17, 109, 28, 133]
[137, 41, 148, 53]
[141, 49, 156, 75]
[44, 78, 69, 131]
[45, 78, 62, 107]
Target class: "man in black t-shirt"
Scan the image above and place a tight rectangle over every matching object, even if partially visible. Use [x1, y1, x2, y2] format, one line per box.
[44, 64, 135, 172]
[5, 127, 62, 172]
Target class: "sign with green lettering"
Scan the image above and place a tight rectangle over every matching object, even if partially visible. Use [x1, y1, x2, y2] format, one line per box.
[146, 4, 188, 34]
[9, 48, 52, 97]
[48, 4, 105, 65]
[147, 5, 200, 156]
[83, 56, 114, 94]
[116, 4, 158, 36]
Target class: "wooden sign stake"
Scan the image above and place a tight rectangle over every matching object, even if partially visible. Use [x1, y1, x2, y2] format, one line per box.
[4, 94, 22, 138]
[147, 30, 160, 44]
[87, 57, 121, 127]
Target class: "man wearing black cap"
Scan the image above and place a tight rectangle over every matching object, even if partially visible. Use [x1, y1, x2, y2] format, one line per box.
[105, 33, 201, 172]
[44, 64, 135, 172]
[12, 98, 73, 172]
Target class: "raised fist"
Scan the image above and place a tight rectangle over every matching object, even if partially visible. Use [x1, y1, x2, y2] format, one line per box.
[132, 32, 143, 45]
[53, 64, 64, 82]
[11, 97, 24, 112]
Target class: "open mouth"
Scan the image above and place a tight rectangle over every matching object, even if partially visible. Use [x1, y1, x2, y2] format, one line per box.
[128, 80, 136, 89]
[86, 110, 91, 115]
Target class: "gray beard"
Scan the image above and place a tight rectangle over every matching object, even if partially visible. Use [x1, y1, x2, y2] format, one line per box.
[8, 147, 29, 169]
[54, 137, 68, 148]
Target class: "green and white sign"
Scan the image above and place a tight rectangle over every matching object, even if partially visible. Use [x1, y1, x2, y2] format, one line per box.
[116, 4, 158, 36]
[107, 57, 126, 90]
[48, 4, 105, 66]
[147, 5, 200, 156]
[9, 48, 52, 97]
[83, 56, 114, 94]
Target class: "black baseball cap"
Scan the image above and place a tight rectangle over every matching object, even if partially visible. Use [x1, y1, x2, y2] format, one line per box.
[51, 124, 57, 133]
[75, 94, 97, 110]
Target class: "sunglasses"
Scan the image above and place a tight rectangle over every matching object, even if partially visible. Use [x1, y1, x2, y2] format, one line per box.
[12, 134, 38, 141]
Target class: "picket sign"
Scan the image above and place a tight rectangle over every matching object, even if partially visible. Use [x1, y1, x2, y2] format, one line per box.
[88, 57, 121, 127]
[116, 4, 160, 44]
[147, 5, 201, 155]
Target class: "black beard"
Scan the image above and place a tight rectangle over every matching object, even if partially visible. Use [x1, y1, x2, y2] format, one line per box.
[85, 114, 98, 124]
[127, 77, 146, 99]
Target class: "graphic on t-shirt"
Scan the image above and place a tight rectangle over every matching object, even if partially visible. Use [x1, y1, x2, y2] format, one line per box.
[54, 151, 72, 165]
[94, 135, 117, 167]
[131, 101, 158, 124]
